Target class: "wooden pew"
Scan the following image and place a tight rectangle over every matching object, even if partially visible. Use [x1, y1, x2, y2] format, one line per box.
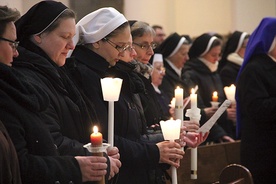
[169, 141, 241, 184]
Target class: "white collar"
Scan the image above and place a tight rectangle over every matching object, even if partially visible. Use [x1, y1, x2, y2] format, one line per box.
[227, 53, 244, 66]
[151, 83, 161, 94]
[165, 59, 182, 77]
[199, 57, 218, 72]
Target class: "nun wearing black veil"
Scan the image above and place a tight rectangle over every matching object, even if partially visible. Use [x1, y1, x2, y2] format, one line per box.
[219, 31, 250, 86]
[5, 1, 121, 183]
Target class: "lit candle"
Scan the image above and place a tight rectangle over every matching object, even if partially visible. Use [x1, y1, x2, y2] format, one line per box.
[90, 126, 103, 147]
[224, 84, 236, 102]
[190, 88, 197, 109]
[170, 97, 176, 108]
[212, 91, 218, 102]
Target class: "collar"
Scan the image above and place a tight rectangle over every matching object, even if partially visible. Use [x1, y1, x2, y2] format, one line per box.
[199, 57, 218, 72]
[165, 59, 182, 77]
[227, 53, 244, 66]
[151, 83, 161, 94]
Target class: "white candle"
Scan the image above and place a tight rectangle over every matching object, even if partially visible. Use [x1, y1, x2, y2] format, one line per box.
[100, 77, 123, 147]
[224, 84, 236, 102]
[190, 88, 197, 109]
[174, 86, 183, 108]
[160, 119, 181, 184]
[100, 77, 123, 101]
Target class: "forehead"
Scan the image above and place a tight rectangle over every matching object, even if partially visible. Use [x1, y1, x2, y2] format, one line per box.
[54, 18, 75, 34]
[133, 33, 153, 43]
[3, 22, 17, 39]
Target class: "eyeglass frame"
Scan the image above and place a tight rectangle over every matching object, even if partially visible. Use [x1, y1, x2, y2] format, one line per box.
[133, 42, 157, 51]
[0, 37, 19, 51]
[154, 66, 166, 74]
[102, 37, 134, 53]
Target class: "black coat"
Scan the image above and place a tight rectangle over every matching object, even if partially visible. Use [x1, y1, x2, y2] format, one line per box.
[160, 59, 227, 142]
[67, 46, 160, 184]
[237, 54, 276, 183]
[0, 120, 21, 184]
[0, 63, 82, 184]
[220, 61, 241, 86]
[183, 58, 235, 140]
[13, 45, 93, 156]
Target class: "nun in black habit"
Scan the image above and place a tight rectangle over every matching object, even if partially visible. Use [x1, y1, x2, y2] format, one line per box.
[14, 1, 97, 155]
[10, 1, 121, 182]
[158, 32, 230, 143]
[219, 31, 250, 86]
[183, 33, 236, 141]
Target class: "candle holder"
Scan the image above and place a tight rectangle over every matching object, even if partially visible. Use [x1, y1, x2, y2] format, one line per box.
[210, 101, 220, 108]
[84, 143, 110, 154]
[83, 143, 110, 184]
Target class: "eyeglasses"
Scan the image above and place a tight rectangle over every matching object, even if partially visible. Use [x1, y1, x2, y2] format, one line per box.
[103, 38, 134, 53]
[0, 37, 19, 51]
[133, 42, 157, 51]
[154, 66, 166, 74]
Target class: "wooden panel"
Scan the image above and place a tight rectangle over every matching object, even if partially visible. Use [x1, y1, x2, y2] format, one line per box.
[169, 141, 241, 184]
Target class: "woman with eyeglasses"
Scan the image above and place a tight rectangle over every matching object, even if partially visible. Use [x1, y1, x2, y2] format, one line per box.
[9, 1, 121, 183]
[0, 5, 22, 184]
[65, 8, 190, 184]
[183, 33, 236, 142]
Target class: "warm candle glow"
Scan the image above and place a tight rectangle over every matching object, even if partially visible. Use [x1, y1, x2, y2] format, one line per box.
[90, 126, 103, 147]
[224, 84, 236, 102]
[170, 97, 175, 108]
[212, 91, 218, 102]
[160, 119, 181, 140]
[101, 77, 123, 101]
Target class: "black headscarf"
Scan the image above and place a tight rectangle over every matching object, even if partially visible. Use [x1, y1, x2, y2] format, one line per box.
[219, 31, 249, 70]
[188, 33, 221, 59]
[158, 32, 185, 58]
[15, 1, 68, 44]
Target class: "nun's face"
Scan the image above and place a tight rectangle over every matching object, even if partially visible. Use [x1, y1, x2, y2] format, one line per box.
[151, 62, 165, 87]
[97, 26, 132, 66]
[0, 22, 19, 66]
[168, 44, 190, 69]
[34, 18, 76, 66]
[133, 33, 155, 64]
[202, 45, 221, 63]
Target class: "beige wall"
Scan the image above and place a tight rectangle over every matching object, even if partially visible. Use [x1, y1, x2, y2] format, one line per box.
[124, 0, 276, 37]
[2, 0, 276, 37]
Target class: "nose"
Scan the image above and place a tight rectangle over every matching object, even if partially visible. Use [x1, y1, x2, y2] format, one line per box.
[131, 48, 137, 58]
[147, 46, 154, 55]
[13, 49, 19, 57]
[67, 39, 75, 50]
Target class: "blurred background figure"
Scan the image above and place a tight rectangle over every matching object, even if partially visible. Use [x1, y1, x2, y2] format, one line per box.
[152, 24, 166, 47]
[219, 31, 250, 86]
[183, 33, 236, 142]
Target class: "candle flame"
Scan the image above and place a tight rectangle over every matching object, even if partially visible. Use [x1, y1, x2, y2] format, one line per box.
[176, 86, 180, 89]
[191, 88, 195, 94]
[213, 91, 218, 97]
[93, 126, 98, 134]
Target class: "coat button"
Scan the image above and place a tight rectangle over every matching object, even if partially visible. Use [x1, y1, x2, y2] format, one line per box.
[55, 181, 60, 184]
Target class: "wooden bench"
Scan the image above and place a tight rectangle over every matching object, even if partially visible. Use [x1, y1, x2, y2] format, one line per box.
[168, 141, 241, 184]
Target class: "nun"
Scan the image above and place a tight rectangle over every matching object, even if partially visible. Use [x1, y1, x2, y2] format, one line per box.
[236, 17, 276, 184]
[183, 33, 237, 142]
[219, 31, 250, 86]
[10, 1, 121, 183]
